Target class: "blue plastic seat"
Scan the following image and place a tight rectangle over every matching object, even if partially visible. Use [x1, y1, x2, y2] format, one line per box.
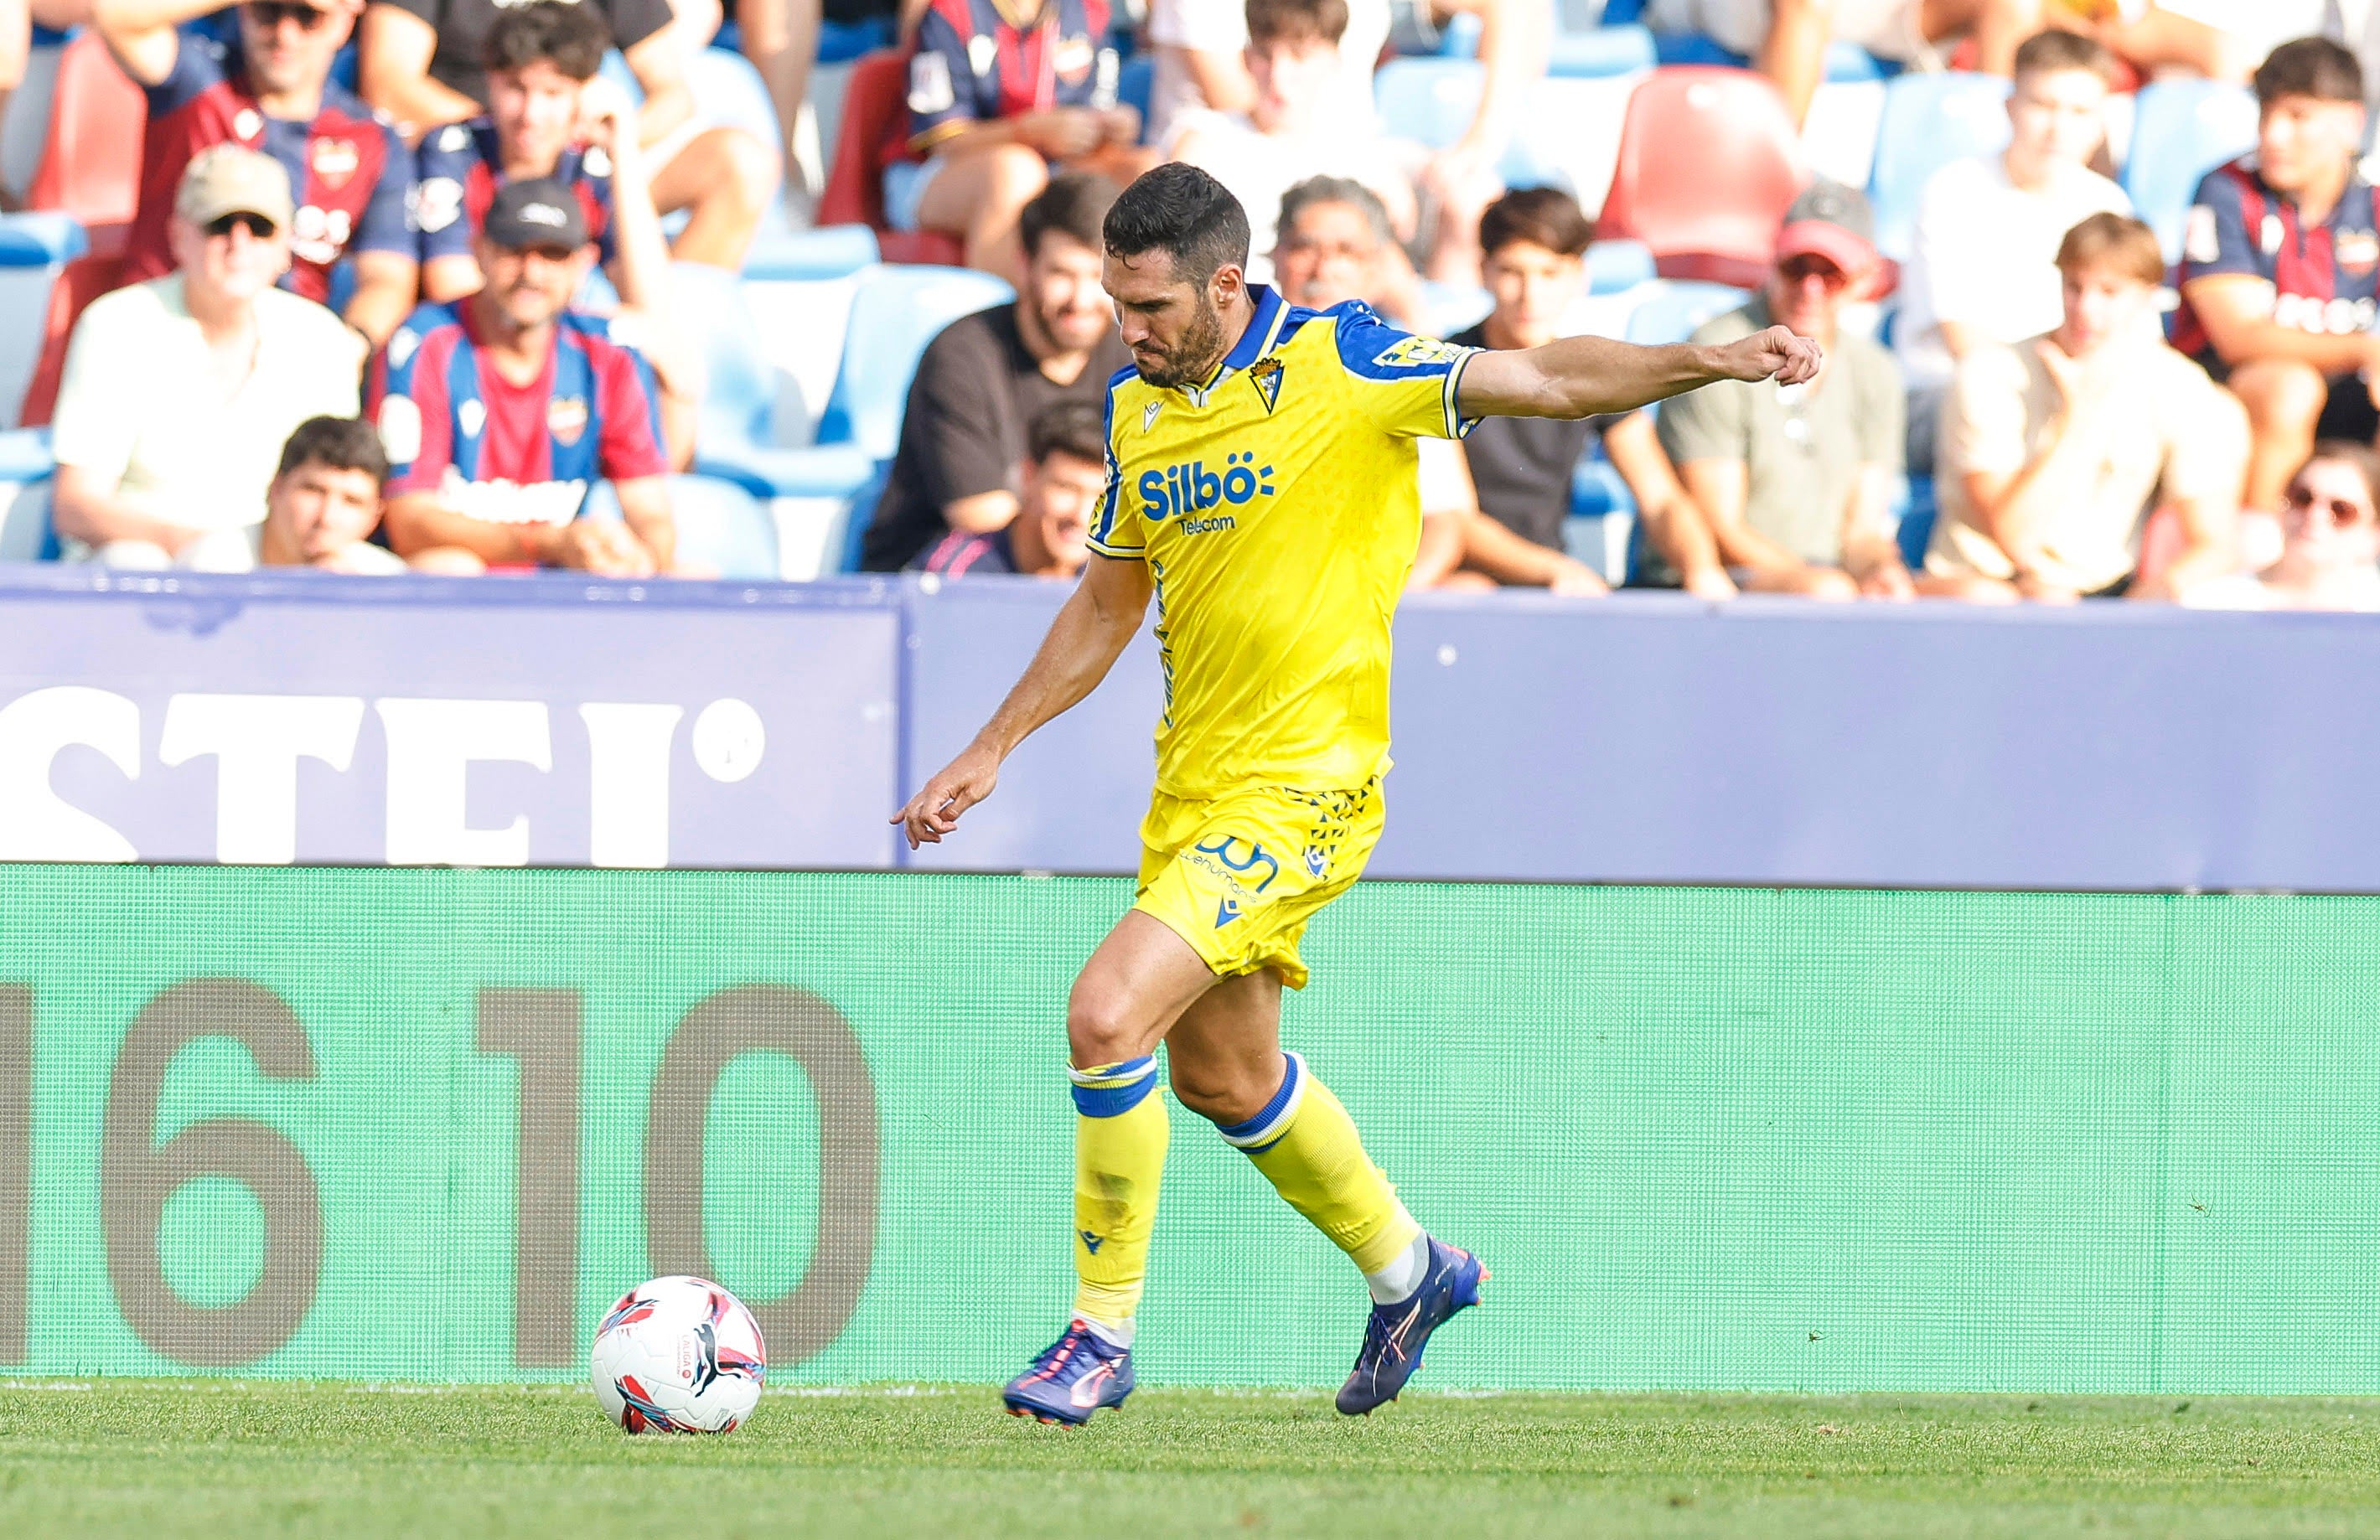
[0, 426, 55, 561]
[666, 473, 779, 579]
[1375, 57, 1487, 147]
[1623, 280, 1751, 345]
[2122, 79, 2258, 262]
[1548, 23, 1658, 77]
[742, 223, 879, 281]
[816, 264, 1013, 457]
[1649, 32, 1892, 81]
[1866, 72, 2011, 261]
[1118, 52, 1154, 140]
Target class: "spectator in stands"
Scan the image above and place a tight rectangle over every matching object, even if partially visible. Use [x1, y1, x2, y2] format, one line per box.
[1927, 213, 2246, 600]
[2185, 440, 2380, 609]
[1448, 188, 1718, 596]
[256, 413, 416, 571]
[359, 0, 775, 269]
[2172, 38, 2380, 513]
[1643, 0, 2044, 127]
[413, 2, 670, 320]
[1897, 28, 2129, 470]
[1146, 0, 1384, 144]
[860, 173, 1129, 571]
[1658, 181, 1912, 598]
[96, 0, 419, 346]
[370, 179, 675, 574]
[909, 399, 1101, 578]
[50, 147, 364, 568]
[891, 0, 1139, 277]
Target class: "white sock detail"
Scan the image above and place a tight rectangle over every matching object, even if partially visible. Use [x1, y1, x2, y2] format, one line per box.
[1076, 1311, 1136, 1349]
[1364, 1233, 1431, 1305]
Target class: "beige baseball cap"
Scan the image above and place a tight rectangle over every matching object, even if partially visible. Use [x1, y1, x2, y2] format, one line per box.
[174, 143, 294, 232]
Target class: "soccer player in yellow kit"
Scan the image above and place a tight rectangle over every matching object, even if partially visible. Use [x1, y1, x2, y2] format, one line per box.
[893, 164, 1819, 1424]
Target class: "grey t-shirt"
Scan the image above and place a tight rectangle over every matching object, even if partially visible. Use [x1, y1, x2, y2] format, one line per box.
[1653, 297, 1904, 575]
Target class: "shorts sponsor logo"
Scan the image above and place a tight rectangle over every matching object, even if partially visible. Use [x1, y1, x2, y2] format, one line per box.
[1193, 835, 1278, 893]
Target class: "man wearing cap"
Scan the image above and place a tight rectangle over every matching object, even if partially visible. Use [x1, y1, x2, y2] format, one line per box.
[49, 146, 367, 568]
[1654, 179, 1913, 598]
[96, 0, 419, 348]
[370, 178, 675, 576]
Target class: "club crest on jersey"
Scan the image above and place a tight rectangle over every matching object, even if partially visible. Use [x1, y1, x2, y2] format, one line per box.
[2341, 229, 2380, 275]
[547, 395, 589, 446]
[1249, 356, 1284, 413]
[1142, 401, 1162, 432]
[1053, 34, 1095, 84]
[1372, 335, 1466, 369]
[310, 136, 360, 189]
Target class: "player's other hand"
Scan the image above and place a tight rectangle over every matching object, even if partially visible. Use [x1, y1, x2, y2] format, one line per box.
[892, 742, 1001, 849]
[1710, 326, 1823, 387]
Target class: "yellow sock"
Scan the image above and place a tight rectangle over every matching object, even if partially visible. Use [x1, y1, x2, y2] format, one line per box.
[1068, 1055, 1168, 1330]
[1224, 1053, 1420, 1274]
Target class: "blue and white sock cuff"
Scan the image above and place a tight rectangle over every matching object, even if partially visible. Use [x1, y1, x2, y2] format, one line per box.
[1069, 1054, 1159, 1117]
[1217, 1052, 1307, 1153]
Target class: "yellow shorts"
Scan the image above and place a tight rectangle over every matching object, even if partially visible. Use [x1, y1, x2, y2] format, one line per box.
[1132, 777, 1384, 990]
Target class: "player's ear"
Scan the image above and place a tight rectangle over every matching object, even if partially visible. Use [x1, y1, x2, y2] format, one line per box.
[1210, 261, 1245, 310]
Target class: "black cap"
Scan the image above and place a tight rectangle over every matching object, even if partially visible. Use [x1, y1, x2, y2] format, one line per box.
[482, 178, 590, 252]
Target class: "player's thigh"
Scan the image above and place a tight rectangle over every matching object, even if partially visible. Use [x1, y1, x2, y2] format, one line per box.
[1065, 907, 1218, 1069]
[1163, 969, 1285, 1124]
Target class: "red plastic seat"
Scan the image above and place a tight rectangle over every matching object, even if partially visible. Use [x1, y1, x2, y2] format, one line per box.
[818, 49, 966, 267]
[19, 252, 126, 428]
[1596, 67, 1808, 289]
[26, 33, 147, 258]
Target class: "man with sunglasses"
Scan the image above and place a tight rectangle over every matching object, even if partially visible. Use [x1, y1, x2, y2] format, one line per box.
[370, 178, 675, 576]
[96, 0, 420, 348]
[2185, 442, 2380, 610]
[49, 146, 367, 568]
[1655, 179, 1913, 598]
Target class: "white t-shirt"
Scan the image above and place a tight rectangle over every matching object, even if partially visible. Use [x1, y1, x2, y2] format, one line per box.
[1145, 0, 1390, 146]
[50, 276, 365, 542]
[1164, 110, 1412, 283]
[1895, 155, 2133, 395]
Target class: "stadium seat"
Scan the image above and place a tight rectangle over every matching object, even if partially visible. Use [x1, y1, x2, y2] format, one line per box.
[1650, 32, 1894, 82]
[18, 251, 122, 428]
[2122, 79, 2258, 262]
[1893, 473, 1936, 571]
[0, 213, 85, 430]
[0, 36, 64, 202]
[661, 473, 779, 579]
[1622, 278, 1750, 344]
[1377, 59, 1645, 210]
[26, 32, 146, 255]
[1866, 72, 2010, 261]
[1118, 52, 1154, 141]
[1586, 237, 1655, 292]
[815, 262, 1012, 457]
[1596, 68, 1806, 287]
[0, 427, 54, 561]
[1546, 23, 1658, 77]
[817, 16, 896, 62]
[818, 49, 967, 267]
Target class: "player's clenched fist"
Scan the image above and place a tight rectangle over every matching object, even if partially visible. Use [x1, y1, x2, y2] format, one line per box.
[1707, 324, 1824, 386]
[892, 743, 1002, 849]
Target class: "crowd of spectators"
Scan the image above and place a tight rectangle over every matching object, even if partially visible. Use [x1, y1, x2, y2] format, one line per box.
[3, 0, 2380, 609]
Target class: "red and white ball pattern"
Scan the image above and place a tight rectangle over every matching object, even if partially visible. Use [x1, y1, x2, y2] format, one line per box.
[590, 1274, 767, 1434]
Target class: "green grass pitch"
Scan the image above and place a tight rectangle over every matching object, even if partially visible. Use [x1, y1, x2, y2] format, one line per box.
[3, 1381, 2378, 1537]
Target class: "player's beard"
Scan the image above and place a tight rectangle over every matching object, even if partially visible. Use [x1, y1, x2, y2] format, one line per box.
[1133, 296, 1226, 390]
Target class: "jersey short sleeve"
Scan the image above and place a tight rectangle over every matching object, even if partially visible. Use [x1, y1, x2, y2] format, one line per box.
[907, 8, 980, 152]
[1326, 302, 1479, 440]
[411, 121, 479, 262]
[1086, 369, 1145, 558]
[353, 120, 418, 257]
[370, 312, 459, 497]
[2180, 165, 2263, 284]
[588, 338, 670, 483]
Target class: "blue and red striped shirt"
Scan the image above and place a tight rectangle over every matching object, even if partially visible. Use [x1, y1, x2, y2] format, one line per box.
[412, 118, 617, 267]
[2171, 156, 2380, 362]
[902, 0, 1118, 157]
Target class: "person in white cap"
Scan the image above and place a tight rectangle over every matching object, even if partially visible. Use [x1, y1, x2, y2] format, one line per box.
[49, 143, 367, 569]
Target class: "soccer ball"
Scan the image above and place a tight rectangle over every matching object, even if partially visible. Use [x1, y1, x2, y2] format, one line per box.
[590, 1274, 768, 1433]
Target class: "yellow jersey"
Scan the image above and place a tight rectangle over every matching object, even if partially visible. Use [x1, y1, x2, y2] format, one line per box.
[1088, 286, 1478, 798]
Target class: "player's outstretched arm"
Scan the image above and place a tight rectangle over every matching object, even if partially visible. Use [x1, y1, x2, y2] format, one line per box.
[1455, 326, 1823, 421]
[891, 555, 1155, 849]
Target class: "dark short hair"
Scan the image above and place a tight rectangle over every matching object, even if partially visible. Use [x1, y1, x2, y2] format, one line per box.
[276, 416, 390, 486]
[2012, 28, 2116, 85]
[2300, 440, 2380, 509]
[484, 0, 612, 81]
[1478, 185, 1592, 259]
[1021, 172, 1119, 261]
[1278, 174, 1391, 249]
[1104, 163, 1251, 284]
[1027, 400, 1108, 467]
[2254, 36, 2363, 107]
[2055, 211, 2165, 287]
[1245, 0, 1347, 46]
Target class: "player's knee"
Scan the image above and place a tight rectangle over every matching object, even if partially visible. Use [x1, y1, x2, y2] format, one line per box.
[1064, 987, 1143, 1069]
[1167, 1056, 1275, 1126]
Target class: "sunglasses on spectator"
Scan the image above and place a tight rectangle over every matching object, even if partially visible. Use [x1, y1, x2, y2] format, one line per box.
[1777, 255, 1851, 291]
[2284, 486, 2372, 526]
[243, 1, 332, 28]
[204, 211, 278, 239]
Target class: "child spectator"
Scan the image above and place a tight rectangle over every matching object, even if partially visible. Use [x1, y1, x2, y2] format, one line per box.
[96, 0, 419, 345]
[1927, 213, 2246, 601]
[2185, 441, 2380, 610]
[413, 1, 670, 320]
[50, 147, 365, 568]
[892, 0, 1140, 277]
[360, 0, 775, 269]
[2171, 37, 2378, 511]
[1897, 28, 2130, 469]
[256, 414, 416, 571]
[1657, 181, 1912, 598]
[370, 179, 675, 575]
[908, 399, 1104, 578]
[861, 173, 1130, 571]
